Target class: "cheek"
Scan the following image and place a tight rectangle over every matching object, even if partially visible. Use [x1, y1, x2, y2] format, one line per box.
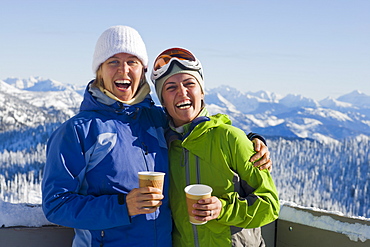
[161, 96, 170, 108]
[101, 68, 114, 81]
[131, 67, 144, 79]
[161, 91, 171, 106]
[194, 92, 204, 104]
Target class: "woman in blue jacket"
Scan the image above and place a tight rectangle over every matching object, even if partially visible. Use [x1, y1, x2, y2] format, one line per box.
[42, 25, 172, 247]
[42, 26, 271, 247]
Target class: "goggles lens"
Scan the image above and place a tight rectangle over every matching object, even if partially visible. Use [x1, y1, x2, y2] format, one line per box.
[153, 48, 196, 71]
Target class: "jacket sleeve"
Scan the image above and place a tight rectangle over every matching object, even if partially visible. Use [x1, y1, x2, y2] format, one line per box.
[41, 120, 130, 230]
[246, 132, 267, 146]
[216, 127, 280, 228]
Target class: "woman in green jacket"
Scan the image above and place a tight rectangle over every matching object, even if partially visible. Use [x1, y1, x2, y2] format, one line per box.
[151, 47, 280, 247]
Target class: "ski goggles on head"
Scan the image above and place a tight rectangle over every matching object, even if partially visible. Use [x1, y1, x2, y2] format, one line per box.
[151, 47, 203, 81]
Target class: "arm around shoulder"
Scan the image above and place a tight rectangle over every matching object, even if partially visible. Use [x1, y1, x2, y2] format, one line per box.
[216, 127, 280, 228]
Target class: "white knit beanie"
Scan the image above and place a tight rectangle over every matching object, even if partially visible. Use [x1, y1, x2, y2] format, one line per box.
[92, 25, 148, 73]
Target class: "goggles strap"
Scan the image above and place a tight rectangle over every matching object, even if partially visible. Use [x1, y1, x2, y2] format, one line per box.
[155, 59, 202, 81]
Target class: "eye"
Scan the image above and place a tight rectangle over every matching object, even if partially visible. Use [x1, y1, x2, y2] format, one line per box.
[127, 59, 140, 66]
[184, 80, 196, 87]
[164, 84, 177, 91]
[107, 60, 120, 66]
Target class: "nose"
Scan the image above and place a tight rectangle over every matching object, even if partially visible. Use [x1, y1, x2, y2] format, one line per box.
[117, 62, 129, 74]
[178, 84, 188, 96]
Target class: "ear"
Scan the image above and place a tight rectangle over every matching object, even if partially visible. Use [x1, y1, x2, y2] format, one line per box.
[140, 67, 146, 79]
[201, 93, 205, 107]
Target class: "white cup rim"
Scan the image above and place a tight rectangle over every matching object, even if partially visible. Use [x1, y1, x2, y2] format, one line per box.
[138, 171, 165, 176]
[184, 184, 213, 196]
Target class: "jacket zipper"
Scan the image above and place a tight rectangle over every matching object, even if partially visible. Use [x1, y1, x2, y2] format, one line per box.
[184, 148, 190, 185]
[195, 156, 200, 183]
[184, 149, 201, 184]
[184, 148, 201, 247]
[100, 230, 105, 247]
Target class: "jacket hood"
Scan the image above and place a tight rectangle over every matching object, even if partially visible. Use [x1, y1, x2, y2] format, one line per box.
[166, 109, 232, 146]
[185, 113, 232, 141]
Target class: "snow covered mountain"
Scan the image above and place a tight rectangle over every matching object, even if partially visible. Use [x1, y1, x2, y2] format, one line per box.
[4, 76, 83, 92]
[1, 77, 369, 142]
[205, 86, 370, 143]
[0, 77, 83, 133]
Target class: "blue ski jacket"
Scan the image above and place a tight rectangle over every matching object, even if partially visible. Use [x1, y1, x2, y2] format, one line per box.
[42, 83, 172, 246]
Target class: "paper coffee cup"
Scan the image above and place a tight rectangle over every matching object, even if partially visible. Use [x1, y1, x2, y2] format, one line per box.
[184, 184, 213, 225]
[138, 171, 165, 191]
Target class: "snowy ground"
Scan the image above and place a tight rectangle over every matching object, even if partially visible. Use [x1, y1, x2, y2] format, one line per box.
[279, 201, 370, 243]
[0, 200, 49, 227]
[1, 199, 369, 243]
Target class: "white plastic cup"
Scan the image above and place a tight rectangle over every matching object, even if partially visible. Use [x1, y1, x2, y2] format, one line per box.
[184, 184, 213, 225]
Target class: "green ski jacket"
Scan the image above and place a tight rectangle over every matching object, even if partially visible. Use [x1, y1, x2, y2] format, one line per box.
[166, 113, 280, 247]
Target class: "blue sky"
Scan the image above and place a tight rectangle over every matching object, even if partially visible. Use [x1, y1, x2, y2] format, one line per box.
[1, 0, 369, 100]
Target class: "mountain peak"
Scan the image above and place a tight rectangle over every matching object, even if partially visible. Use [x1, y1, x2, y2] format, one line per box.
[4, 77, 38, 89]
[320, 97, 353, 109]
[337, 90, 370, 107]
[280, 94, 319, 108]
[4, 76, 77, 92]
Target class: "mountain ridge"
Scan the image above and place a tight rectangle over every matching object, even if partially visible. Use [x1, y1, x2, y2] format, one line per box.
[1, 77, 369, 144]
[205, 85, 370, 143]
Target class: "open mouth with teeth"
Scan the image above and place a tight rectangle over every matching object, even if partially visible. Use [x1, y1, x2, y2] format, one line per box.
[176, 100, 192, 109]
[115, 80, 131, 91]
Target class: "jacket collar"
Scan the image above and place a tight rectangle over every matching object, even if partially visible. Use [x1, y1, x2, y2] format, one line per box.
[80, 80, 153, 113]
[167, 107, 210, 141]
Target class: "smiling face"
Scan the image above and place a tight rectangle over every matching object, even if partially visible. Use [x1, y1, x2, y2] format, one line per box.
[161, 73, 204, 127]
[99, 52, 144, 101]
